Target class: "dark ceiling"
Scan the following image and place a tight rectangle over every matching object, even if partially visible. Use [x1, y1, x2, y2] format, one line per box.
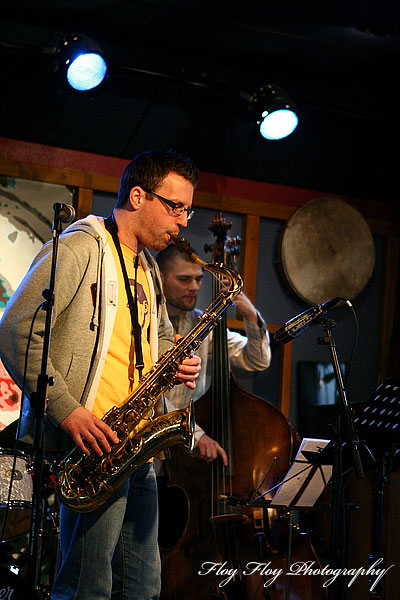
[1, 1, 400, 205]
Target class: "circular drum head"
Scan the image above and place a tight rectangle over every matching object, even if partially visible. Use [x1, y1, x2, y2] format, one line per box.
[0, 449, 33, 508]
[279, 197, 375, 305]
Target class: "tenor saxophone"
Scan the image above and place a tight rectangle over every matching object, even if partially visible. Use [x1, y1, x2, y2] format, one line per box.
[55, 235, 243, 512]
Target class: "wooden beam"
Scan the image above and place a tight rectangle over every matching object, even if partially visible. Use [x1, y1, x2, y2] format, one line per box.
[241, 215, 260, 304]
[0, 158, 120, 194]
[267, 323, 293, 419]
[75, 188, 93, 220]
[1, 137, 398, 232]
[0, 154, 395, 236]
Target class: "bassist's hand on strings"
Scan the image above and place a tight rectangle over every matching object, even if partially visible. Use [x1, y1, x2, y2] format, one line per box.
[197, 433, 228, 466]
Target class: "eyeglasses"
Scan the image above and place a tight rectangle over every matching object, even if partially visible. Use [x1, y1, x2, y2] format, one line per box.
[141, 186, 194, 221]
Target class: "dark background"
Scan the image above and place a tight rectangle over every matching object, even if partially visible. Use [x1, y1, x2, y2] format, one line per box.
[1, 1, 400, 208]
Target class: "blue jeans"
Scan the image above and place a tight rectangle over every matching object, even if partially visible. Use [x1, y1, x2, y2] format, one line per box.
[52, 462, 161, 600]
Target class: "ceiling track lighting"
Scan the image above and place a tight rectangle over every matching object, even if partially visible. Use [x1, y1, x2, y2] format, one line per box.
[44, 34, 108, 91]
[248, 83, 299, 140]
[42, 37, 296, 139]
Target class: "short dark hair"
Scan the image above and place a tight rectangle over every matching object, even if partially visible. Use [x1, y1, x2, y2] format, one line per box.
[156, 243, 189, 275]
[116, 148, 199, 208]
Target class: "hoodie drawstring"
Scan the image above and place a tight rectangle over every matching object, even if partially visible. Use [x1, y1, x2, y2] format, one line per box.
[90, 236, 102, 331]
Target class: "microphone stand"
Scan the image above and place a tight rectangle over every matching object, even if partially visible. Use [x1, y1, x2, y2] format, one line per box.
[317, 318, 364, 600]
[26, 205, 65, 598]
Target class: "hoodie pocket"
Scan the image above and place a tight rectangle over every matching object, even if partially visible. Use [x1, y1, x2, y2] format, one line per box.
[63, 354, 89, 395]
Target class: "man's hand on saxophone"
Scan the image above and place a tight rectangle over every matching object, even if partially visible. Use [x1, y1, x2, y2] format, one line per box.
[176, 353, 201, 389]
[174, 334, 201, 390]
[60, 406, 120, 457]
[59, 339, 201, 457]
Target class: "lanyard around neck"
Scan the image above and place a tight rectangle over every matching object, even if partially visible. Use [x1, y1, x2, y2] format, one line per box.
[104, 214, 144, 381]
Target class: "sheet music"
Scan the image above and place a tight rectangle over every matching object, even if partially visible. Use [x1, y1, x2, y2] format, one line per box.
[270, 438, 332, 509]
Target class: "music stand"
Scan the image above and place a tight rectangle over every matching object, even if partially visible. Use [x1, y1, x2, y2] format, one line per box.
[251, 439, 332, 600]
[353, 376, 400, 453]
[353, 376, 400, 597]
[270, 438, 332, 510]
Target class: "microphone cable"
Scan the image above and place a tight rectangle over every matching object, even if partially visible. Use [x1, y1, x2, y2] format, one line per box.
[341, 299, 359, 393]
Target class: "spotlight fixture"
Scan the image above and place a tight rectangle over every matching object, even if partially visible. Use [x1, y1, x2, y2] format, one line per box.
[252, 84, 299, 140]
[46, 34, 108, 91]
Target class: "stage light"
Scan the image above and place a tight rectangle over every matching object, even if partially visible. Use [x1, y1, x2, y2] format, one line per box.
[48, 34, 108, 91]
[260, 107, 298, 140]
[254, 84, 298, 140]
[67, 52, 107, 91]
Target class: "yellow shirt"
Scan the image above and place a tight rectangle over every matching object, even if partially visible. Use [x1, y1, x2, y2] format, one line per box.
[92, 227, 153, 419]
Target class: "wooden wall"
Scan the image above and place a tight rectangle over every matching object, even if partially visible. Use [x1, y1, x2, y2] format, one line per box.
[1, 136, 400, 596]
[1, 135, 398, 392]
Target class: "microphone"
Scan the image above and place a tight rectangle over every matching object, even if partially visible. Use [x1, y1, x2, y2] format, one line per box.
[274, 297, 343, 344]
[53, 202, 76, 224]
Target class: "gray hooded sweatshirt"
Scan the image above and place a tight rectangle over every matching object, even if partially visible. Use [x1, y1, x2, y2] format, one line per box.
[0, 215, 174, 451]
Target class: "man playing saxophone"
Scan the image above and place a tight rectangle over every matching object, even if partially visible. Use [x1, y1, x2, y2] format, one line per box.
[0, 149, 201, 600]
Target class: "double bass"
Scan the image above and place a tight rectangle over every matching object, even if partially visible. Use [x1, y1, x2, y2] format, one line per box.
[158, 214, 326, 599]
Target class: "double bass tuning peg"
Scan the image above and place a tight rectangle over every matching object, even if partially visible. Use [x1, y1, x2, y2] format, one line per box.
[227, 236, 241, 256]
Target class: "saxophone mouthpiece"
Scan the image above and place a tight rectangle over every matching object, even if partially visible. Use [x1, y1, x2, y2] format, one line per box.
[171, 234, 207, 268]
[169, 233, 188, 253]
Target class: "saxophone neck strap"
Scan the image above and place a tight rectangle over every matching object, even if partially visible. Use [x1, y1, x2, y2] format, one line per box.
[104, 214, 144, 379]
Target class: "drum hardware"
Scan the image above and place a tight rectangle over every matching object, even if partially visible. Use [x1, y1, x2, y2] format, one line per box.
[0, 442, 59, 596]
[0, 489, 59, 598]
[0, 448, 33, 558]
[0, 449, 33, 511]
[0, 449, 54, 541]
